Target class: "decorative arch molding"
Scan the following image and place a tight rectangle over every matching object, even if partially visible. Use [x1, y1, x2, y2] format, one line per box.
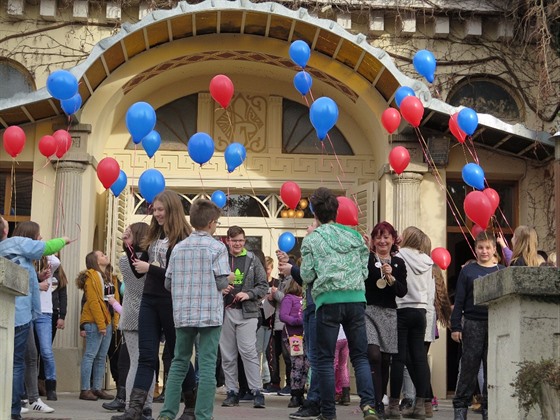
[0, 57, 36, 99]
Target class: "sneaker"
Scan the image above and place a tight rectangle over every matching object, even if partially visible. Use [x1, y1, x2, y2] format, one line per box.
[216, 385, 228, 395]
[253, 390, 265, 408]
[289, 400, 321, 419]
[278, 385, 291, 396]
[382, 394, 389, 406]
[313, 415, 336, 420]
[432, 396, 439, 411]
[222, 391, 239, 407]
[20, 407, 29, 414]
[262, 383, 281, 394]
[361, 404, 379, 420]
[30, 398, 55, 413]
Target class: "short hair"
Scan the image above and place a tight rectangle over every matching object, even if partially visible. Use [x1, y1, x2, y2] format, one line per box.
[265, 256, 274, 267]
[227, 225, 245, 238]
[371, 221, 400, 255]
[13, 221, 40, 240]
[309, 187, 338, 224]
[400, 226, 431, 254]
[189, 199, 221, 229]
[475, 231, 496, 247]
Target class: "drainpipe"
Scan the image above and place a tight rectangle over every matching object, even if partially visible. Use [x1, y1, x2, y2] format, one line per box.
[553, 131, 560, 262]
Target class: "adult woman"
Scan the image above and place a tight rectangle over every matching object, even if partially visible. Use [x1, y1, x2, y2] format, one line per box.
[389, 226, 433, 419]
[114, 190, 195, 420]
[77, 250, 120, 401]
[364, 221, 407, 417]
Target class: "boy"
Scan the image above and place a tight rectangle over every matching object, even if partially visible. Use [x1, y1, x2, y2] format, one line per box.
[220, 225, 269, 409]
[157, 199, 233, 420]
[300, 187, 379, 420]
[451, 232, 504, 420]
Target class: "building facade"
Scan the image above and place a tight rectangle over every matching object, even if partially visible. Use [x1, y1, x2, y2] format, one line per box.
[0, 0, 558, 396]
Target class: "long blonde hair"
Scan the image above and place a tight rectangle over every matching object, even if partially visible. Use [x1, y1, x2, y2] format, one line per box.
[433, 266, 452, 329]
[142, 190, 192, 250]
[510, 225, 539, 267]
[400, 226, 432, 254]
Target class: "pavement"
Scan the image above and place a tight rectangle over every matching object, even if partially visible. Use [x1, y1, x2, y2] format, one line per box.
[19, 391, 458, 420]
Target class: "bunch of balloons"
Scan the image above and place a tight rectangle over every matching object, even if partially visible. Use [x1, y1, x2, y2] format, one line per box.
[381, 86, 424, 133]
[126, 102, 157, 145]
[449, 108, 478, 142]
[290, 40, 313, 96]
[47, 70, 82, 116]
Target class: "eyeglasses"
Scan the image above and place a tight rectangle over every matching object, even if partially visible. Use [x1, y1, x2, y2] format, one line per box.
[229, 239, 245, 243]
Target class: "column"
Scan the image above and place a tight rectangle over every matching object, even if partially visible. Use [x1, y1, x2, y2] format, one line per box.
[391, 172, 424, 233]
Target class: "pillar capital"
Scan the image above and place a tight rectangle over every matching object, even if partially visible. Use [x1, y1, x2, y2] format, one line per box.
[391, 171, 424, 183]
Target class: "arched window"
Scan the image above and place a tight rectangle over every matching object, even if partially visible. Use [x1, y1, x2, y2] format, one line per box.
[126, 94, 198, 149]
[0, 59, 35, 99]
[282, 99, 353, 155]
[447, 77, 523, 122]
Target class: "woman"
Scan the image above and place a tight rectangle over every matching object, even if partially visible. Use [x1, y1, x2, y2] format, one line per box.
[77, 250, 120, 401]
[389, 226, 433, 419]
[114, 190, 196, 420]
[364, 221, 407, 418]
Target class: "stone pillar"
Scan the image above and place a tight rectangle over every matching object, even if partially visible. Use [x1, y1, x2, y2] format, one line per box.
[0, 258, 29, 418]
[391, 172, 424, 233]
[474, 267, 560, 420]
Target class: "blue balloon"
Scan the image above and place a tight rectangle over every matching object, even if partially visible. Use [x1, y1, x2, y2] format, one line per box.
[462, 163, 485, 190]
[110, 170, 127, 197]
[293, 71, 313, 96]
[289, 40, 311, 68]
[138, 169, 165, 204]
[188, 132, 215, 165]
[211, 190, 227, 208]
[278, 232, 296, 253]
[60, 93, 82, 115]
[309, 97, 339, 141]
[224, 142, 247, 173]
[142, 130, 161, 159]
[126, 102, 157, 144]
[457, 108, 478, 136]
[413, 50, 437, 83]
[395, 86, 415, 108]
[47, 70, 79, 100]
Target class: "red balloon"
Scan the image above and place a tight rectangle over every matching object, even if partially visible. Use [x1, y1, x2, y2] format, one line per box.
[209, 74, 234, 109]
[381, 108, 401, 134]
[97, 157, 121, 189]
[449, 113, 466, 143]
[389, 146, 410, 175]
[38, 135, 57, 157]
[3, 126, 26, 158]
[399, 96, 424, 127]
[280, 181, 301, 210]
[471, 224, 484, 238]
[336, 196, 358, 226]
[483, 187, 500, 213]
[53, 130, 72, 158]
[431, 247, 451, 270]
[464, 191, 493, 230]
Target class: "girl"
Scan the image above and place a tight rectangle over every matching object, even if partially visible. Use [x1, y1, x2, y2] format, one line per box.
[77, 250, 120, 401]
[509, 225, 540, 267]
[114, 190, 196, 420]
[279, 278, 308, 408]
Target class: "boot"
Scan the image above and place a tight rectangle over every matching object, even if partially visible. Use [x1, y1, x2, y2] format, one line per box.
[103, 386, 126, 411]
[453, 407, 468, 420]
[424, 400, 433, 418]
[177, 387, 196, 420]
[38, 379, 47, 397]
[141, 407, 153, 420]
[387, 397, 401, 419]
[111, 388, 148, 420]
[409, 398, 425, 419]
[45, 379, 57, 401]
[288, 388, 304, 408]
[401, 398, 414, 417]
[340, 387, 350, 406]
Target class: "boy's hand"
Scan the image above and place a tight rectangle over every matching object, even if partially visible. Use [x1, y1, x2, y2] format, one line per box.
[222, 284, 234, 295]
[233, 292, 250, 302]
[276, 250, 289, 263]
[451, 331, 462, 343]
[227, 272, 235, 282]
[278, 262, 292, 276]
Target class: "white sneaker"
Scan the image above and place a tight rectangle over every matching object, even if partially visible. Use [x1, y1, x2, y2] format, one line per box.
[20, 407, 29, 414]
[382, 394, 389, 405]
[30, 398, 55, 413]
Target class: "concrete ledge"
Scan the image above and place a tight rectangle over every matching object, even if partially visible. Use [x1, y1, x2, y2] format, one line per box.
[0, 257, 29, 296]
[474, 267, 560, 305]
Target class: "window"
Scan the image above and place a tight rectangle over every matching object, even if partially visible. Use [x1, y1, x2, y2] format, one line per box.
[0, 59, 35, 100]
[0, 170, 32, 234]
[282, 99, 353, 155]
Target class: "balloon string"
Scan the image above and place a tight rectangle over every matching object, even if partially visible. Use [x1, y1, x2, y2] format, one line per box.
[131, 145, 137, 192]
[11, 161, 17, 221]
[198, 166, 206, 195]
[467, 135, 480, 165]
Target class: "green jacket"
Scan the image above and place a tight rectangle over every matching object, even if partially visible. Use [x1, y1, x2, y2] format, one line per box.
[300, 222, 369, 309]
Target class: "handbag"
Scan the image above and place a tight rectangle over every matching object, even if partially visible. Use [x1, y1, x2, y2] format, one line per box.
[288, 334, 304, 356]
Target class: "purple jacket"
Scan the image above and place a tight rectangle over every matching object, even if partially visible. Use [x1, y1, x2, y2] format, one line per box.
[279, 293, 303, 336]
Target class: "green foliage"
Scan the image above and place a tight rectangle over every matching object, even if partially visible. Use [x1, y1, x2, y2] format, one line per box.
[511, 359, 560, 414]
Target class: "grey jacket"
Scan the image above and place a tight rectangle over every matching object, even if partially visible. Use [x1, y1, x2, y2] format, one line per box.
[234, 250, 269, 319]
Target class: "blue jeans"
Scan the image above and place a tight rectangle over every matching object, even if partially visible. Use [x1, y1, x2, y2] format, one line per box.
[80, 322, 113, 390]
[12, 322, 31, 416]
[303, 303, 320, 403]
[34, 313, 56, 380]
[316, 303, 375, 418]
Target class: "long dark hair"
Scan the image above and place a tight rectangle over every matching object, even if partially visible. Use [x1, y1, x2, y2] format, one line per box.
[85, 250, 112, 283]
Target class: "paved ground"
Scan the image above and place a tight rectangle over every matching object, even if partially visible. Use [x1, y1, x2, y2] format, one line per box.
[20, 392, 460, 419]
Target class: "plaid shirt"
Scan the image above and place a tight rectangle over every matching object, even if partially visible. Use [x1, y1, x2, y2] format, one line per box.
[166, 230, 231, 327]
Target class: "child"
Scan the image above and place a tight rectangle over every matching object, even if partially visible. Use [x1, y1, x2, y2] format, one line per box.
[451, 231, 504, 420]
[279, 279, 308, 408]
[334, 325, 350, 406]
[157, 198, 233, 420]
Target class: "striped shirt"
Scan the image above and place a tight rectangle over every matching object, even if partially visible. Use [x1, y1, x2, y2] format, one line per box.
[166, 230, 231, 327]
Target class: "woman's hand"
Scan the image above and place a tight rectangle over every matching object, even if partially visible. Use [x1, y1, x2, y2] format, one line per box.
[56, 319, 65, 330]
[451, 331, 462, 343]
[80, 330, 86, 338]
[38, 280, 50, 291]
[38, 266, 51, 281]
[132, 260, 150, 273]
[100, 329, 107, 336]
